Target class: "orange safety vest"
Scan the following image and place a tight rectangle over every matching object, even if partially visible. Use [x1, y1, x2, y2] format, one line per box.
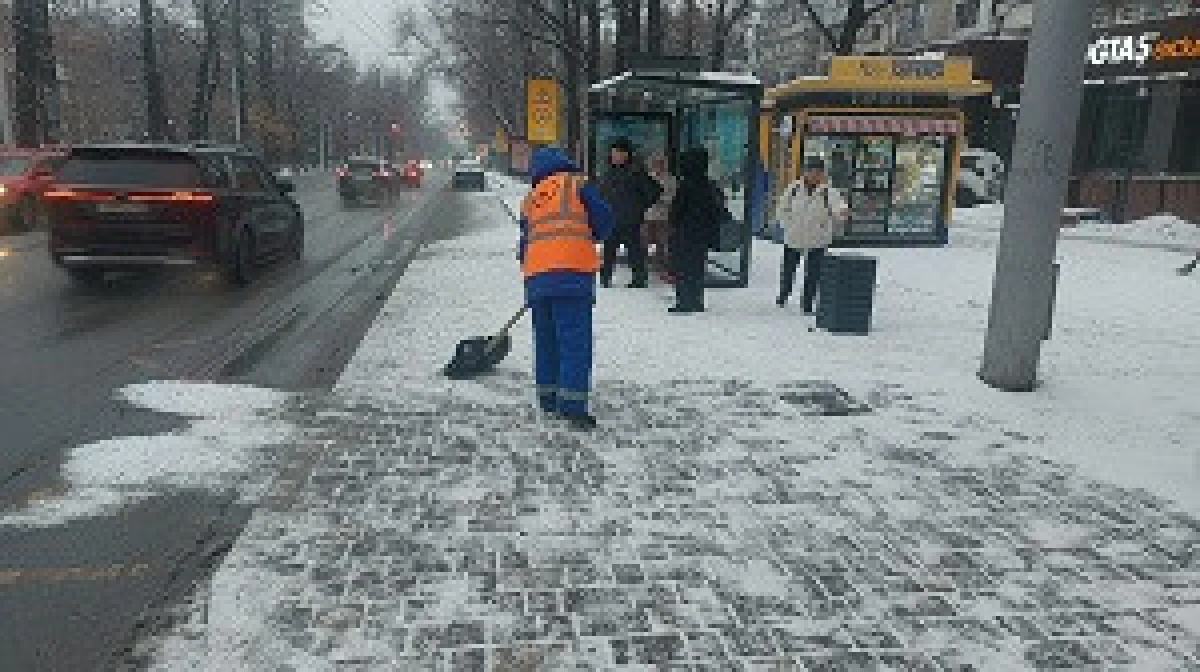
[520, 173, 600, 277]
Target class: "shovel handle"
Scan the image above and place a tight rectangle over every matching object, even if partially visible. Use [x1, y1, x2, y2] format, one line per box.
[499, 306, 529, 335]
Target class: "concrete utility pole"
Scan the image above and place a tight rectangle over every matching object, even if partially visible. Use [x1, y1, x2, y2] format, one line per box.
[979, 0, 1094, 392]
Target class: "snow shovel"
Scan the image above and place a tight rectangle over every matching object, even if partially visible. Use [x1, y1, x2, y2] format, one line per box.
[443, 306, 528, 380]
[1178, 254, 1199, 276]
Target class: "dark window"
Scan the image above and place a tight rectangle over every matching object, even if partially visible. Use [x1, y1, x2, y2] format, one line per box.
[348, 160, 385, 174]
[57, 153, 203, 186]
[0, 157, 32, 176]
[230, 156, 272, 191]
[199, 155, 233, 188]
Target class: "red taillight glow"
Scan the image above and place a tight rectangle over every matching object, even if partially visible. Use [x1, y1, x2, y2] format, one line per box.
[127, 191, 215, 203]
[43, 190, 213, 203]
[43, 190, 117, 201]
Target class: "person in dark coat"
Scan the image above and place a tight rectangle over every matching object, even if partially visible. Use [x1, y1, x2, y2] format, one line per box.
[668, 148, 724, 314]
[597, 137, 662, 289]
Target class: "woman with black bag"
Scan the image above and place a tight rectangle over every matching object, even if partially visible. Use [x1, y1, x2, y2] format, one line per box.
[668, 148, 728, 314]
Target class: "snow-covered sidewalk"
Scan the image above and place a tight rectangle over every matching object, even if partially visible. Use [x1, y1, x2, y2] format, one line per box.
[19, 174, 1200, 669]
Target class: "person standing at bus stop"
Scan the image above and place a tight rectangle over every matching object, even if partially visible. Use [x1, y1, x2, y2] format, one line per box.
[776, 157, 849, 314]
[598, 137, 662, 289]
[519, 147, 614, 432]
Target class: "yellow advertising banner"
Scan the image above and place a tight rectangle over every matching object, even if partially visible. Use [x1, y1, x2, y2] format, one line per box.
[829, 56, 974, 87]
[526, 78, 561, 145]
[495, 126, 509, 153]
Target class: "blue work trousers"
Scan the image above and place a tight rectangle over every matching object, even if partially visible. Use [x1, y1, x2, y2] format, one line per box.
[530, 296, 594, 416]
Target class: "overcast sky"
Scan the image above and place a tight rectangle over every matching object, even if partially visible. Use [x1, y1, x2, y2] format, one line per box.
[309, 0, 416, 65]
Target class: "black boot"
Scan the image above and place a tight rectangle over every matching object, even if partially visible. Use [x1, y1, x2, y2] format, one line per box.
[561, 413, 598, 431]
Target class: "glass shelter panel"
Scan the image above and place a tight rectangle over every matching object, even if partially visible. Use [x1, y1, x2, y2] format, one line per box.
[589, 114, 672, 177]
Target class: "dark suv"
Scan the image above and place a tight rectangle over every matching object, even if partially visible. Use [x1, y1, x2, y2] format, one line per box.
[337, 157, 396, 206]
[46, 144, 304, 286]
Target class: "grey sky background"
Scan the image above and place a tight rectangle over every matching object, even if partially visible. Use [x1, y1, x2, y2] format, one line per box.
[310, 0, 461, 130]
[309, 0, 417, 65]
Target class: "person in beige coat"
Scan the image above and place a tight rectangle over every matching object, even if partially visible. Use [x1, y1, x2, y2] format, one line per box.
[776, 157, 849, 313]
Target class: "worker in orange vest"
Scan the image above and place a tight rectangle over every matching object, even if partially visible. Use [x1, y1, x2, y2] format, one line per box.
[519, 147, 614, 431]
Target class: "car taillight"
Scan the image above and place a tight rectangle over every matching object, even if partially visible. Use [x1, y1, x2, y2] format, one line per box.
[43, 190, 213, 203]
[44, 190, 117, 201]
[127, 191, 215, 203]
[336, 168, 349, 177]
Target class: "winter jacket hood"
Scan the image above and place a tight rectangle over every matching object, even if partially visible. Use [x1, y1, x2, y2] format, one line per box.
[530, 147, 580, 184]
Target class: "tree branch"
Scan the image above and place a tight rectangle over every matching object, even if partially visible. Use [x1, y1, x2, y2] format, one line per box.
[865, 0, 903, 22]
[793, 0, 840, 49]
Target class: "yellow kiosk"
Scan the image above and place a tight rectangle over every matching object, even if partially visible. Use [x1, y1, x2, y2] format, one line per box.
[765, 56, 992, 247]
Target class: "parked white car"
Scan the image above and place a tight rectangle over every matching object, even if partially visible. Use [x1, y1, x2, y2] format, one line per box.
[957, 149, 1006, 207]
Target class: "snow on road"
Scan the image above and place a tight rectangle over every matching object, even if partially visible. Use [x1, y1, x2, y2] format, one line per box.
[1, 383, 294, 527]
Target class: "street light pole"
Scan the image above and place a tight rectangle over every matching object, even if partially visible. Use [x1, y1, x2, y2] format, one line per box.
[979, 0, 1094, 392]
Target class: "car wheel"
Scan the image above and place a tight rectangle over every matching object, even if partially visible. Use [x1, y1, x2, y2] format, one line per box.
[65, 266, 106, 287]
[226, 225, 254, 287]
[7, 196, 37, 233]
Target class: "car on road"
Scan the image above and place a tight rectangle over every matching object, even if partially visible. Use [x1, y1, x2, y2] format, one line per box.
[337, 157, 397, 206]
[397, 159, 423, 188]
[0, 147, 67, 235]
[45, 143, 304, 287]
[452, 158, 486, 191]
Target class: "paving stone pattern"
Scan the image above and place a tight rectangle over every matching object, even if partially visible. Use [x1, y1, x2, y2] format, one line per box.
[130, 374, 1200, 670]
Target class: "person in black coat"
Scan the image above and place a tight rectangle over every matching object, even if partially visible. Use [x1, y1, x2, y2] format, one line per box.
[668, 148, 725, 314]
[597, 137, 662, 288]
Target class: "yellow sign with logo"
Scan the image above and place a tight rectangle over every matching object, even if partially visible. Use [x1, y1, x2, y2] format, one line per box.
[527, 78, 561, 145]
[830, 56, 974, 87]
[495, 126, 509, 153]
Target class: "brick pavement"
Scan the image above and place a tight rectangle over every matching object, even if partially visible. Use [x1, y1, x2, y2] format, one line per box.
[126, 371, 1200, 671]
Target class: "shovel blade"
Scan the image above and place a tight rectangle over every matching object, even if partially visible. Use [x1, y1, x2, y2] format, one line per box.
[443, 333, 512, 379]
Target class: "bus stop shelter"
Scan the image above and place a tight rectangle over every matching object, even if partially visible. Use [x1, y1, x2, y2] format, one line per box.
[589, 59, 764, 288]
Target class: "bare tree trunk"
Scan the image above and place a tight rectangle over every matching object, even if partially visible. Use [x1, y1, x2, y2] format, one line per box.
[190, 0, 217, 140]
[586, 0, 601, 82]
[255, 0, 276, 163]
[140, 0, 168, 140]
[685, 0, 696, 48]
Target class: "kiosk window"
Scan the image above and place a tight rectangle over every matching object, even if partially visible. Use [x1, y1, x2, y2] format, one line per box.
[803, 127, 951, 240]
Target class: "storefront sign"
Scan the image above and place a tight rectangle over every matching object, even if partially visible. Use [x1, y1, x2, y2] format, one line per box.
[1086, 16, 1200, 77]
[526, 79, 561, 145]
[830, 56, 975, 87]
[953, 16, 1200, 87]
[1087, 34, 1157, 67]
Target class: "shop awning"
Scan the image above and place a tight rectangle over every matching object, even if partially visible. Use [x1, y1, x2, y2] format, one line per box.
[806, 115, 962, 135]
